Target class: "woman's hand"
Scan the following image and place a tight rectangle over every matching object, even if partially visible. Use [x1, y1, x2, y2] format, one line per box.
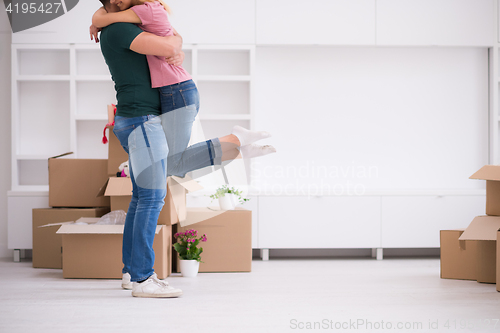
[89, 24, 101, 43]
[166, 50, 185, 67]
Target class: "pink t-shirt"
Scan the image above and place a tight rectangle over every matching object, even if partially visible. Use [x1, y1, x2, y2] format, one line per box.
[131, 2, 192, 88]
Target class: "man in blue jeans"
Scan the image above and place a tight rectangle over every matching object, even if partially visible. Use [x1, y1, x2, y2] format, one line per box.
[95, 0, 185, 298]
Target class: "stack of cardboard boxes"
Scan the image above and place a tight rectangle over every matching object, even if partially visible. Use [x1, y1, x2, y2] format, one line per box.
[440, 165, 500, 291]
[32, 153, 111, 269]
[33, 113, 253, 278]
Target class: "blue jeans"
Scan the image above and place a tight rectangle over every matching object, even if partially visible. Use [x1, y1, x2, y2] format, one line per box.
[114, 81, 222, 282]
[159, 79, 222, 176]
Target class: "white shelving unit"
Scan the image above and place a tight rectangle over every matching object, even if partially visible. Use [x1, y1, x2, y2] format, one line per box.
[10, 43, 255, 191]
[9, 43, 256, 255]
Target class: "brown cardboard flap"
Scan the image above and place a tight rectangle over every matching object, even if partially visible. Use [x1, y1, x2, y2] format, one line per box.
[171, 175, 203, 192]
[49, 152, 74, 159]
[104, 177, 133, 196]
[440, 230, 477, 281]
[57, 224, 162, 235]
[180, 207, 243, 227]
[107, 105, 115, 124]
[459, 216, 500, 241]
[470, 165, 500, 181]
[476, 241, 497, 284]
[497, 231, 500, 291]
[39, 221, 74, 228]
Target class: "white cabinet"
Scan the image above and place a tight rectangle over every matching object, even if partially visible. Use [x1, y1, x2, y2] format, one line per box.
[256, 0, 376, 45]
[258, 196, 382, 248]
[7, 192, 49, 249]
[376, 0, 495, 46]
[381, 195, 486, 248]
[12, 2, 99, 44]
[168, 0, 255, 44]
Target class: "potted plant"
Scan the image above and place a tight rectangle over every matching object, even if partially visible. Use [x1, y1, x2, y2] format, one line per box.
[173, 229, 207, 277]
[209, 185, 250, 210]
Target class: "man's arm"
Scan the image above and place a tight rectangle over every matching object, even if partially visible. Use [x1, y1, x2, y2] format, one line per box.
[130, 32, 182, 57]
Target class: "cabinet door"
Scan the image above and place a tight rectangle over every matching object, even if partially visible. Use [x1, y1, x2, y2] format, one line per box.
[381, 195, 486, 248]
[167, 0, 255, 44]
[12, 2, 99, 44]
[8, 193, 49, 249]
[258, 196, 381, 248]
[256, 0, 376, 45]
[377, 0, 495, 46]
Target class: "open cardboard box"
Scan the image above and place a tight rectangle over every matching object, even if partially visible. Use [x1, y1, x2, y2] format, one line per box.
[497, 230, 500, 292]
[33, 208, 110, 269]
[49, 153, 110, 208]
[470, 165, 500, 216]
[440, 229, 477, 281]
[458, 216, 500, 284]
[56, 217, 171, 279]
[100, 175, 202, 225]
[175, 207, 252, 273]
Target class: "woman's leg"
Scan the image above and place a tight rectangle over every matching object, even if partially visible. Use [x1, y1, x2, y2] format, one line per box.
[159, 80, 274, 177]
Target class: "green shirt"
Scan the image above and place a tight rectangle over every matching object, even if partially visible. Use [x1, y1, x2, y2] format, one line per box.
[100, 23, 161, 118]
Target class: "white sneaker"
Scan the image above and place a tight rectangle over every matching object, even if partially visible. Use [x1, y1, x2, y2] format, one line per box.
[131, 273, 183, 298]
[122, 273, 133, 290]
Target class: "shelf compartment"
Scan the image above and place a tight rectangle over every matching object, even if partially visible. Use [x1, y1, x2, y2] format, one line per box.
[18, 49, 70, 75]
[76, 120, 109, 159]
[197, 81, 250, 115]
[76, 49, 110, 76]
[18, 159, 49, 186]
[17, 81, 71, 156]
[76, 81, 116, 118]
[198, 50, 250, 76]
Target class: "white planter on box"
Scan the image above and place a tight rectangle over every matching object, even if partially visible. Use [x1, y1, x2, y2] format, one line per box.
[218, 194, 236, 210]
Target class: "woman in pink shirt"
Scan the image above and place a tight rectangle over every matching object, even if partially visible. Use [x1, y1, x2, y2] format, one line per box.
[92, 0, 275, 176]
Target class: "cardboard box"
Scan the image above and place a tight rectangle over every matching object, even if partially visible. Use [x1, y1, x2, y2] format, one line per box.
[440, 230, 477, 280]
[107, 125, 129, 177]
[176, 207, 252, 272]
[57, 221, 171, 279]
[49, 153, 110, 208]
[459, 216, 500, 284]
[497, 230, 500, 292]
[32, 208, 109, 269]
[470, 165, 500, 216]
[102, 176, 202, 225]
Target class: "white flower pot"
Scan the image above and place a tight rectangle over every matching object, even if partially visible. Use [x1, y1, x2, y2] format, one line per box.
[179, 259, 200, 277]
[218, 194, 236, 210]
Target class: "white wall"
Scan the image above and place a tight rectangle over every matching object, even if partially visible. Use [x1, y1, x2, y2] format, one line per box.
[254, 47, 489, 194]
[0, 9, 12, 258]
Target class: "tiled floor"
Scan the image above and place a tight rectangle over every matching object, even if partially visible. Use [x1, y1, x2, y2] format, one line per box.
[0, 257, 499, 333]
